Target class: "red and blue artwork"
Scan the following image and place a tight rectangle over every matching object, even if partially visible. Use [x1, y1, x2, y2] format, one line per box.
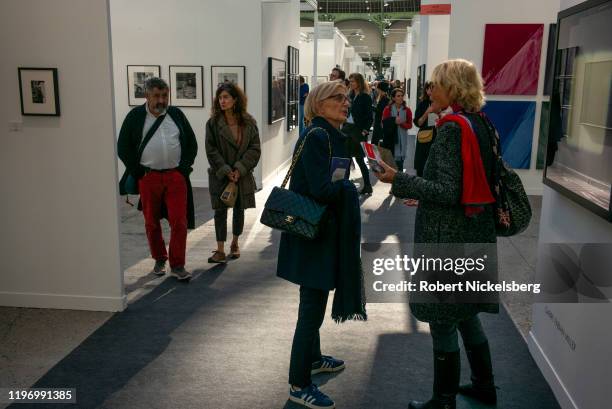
[482, 101, 535, 169]
[482, 24, 544, 95]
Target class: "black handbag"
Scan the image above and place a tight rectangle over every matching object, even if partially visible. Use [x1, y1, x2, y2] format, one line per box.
[260, 128, 331, 240]
[479, 114, 532, 236]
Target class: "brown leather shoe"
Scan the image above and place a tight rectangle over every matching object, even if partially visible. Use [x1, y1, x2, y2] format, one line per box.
[229, 243, 240, 259]
[208, 250, 227, 264]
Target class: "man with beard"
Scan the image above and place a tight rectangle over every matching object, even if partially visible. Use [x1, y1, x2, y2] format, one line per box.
[118, 77, 198, 281]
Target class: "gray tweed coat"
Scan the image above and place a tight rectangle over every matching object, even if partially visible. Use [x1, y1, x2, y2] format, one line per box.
[391, 112, 499, 323]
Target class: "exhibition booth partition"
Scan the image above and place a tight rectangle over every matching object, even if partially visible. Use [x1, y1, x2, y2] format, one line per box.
[0, 0, 304, 312]
[529, 1, 612, 408]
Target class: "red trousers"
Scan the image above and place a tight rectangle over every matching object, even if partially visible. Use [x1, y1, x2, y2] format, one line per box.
[138, 169, 187, 268]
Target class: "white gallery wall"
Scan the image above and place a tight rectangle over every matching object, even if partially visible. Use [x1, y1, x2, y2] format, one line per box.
[110, 0, 264, 187]
[529, 187, 612, 409]
[261, 0, 301, 182]
[110, 0, 300, 187]
[447, 0, 559, 195]
[407, 20, 422, 115]
[300, 27, 348, 86]
[0, 0, 125, 311]
[527, 2, 612, 408]
[407, 7, 450, 115]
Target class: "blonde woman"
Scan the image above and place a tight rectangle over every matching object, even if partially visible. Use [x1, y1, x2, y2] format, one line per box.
[375, 59, 499, 409]
[277, 80, 366, 409]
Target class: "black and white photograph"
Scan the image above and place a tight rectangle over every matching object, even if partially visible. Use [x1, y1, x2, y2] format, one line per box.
[417, 64, 426, 101]
[216, 73, 238, 87]
[210, 66, 246, 99]
[18, 67, 60, 116]
[30, 80, 46, 103]
[169, 65, 204, 107]
[268, 57, 286, 124]
[127, 65, 160, 106]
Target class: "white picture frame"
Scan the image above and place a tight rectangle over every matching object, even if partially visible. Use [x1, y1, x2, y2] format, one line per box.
[127, 65, 160, 106]
[210, 65, 246, 100]
[169, 65, 203, 107]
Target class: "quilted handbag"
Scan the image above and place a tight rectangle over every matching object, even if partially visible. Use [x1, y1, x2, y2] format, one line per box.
[479, 114, 532, 236]
[260, 128, 331, 240]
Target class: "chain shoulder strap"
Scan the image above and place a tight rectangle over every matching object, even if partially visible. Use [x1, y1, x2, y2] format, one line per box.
[281, 127, 332, 189]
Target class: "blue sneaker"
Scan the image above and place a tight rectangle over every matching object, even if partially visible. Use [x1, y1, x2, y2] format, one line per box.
[311, 355, 345, 375]
[289, 384, 335, 408]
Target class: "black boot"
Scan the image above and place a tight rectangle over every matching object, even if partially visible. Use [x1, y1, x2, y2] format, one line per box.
[458, 340, 497, 404]
[408, 350, 459, 409]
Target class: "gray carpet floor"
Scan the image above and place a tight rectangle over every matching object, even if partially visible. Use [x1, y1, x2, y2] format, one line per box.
[6, 176, 559, 409]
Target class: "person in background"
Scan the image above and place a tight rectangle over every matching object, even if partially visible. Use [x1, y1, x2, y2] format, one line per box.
[117, 77, 197, 281]
[374, 59, 499, 409]
[299, 76, 309, 134]
[346, 73, 374, 195]
[414, 81, 439, 177]
[277, 81, 366, 409]
[371, 81, 390, 146]
[205, 83, 261, 263]
[370, 81, 379, 102]
[329, 67, 346, 82]
[381, 88, 413, 173]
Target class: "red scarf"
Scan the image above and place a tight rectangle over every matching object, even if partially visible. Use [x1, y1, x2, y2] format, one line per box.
[437, 104, 495, 217]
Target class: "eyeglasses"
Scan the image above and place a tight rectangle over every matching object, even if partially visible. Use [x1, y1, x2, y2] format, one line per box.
[325, 93, 350, 103]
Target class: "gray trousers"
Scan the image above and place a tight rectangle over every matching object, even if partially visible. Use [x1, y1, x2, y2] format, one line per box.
[429, 314, 488, 352]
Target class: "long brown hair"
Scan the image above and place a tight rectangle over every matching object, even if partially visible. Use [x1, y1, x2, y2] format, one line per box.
[420, 81, 433, 102]
[212, 83, 254, 126]
[348, 72, 369, 94]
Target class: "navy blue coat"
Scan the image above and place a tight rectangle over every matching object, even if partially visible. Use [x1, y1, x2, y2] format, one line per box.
[277, 117, 350, 291]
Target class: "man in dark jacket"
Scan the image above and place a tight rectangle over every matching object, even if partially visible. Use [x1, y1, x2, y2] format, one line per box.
[117, 77, 198, 281]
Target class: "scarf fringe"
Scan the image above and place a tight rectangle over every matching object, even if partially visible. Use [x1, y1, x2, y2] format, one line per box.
[332, 307, 368, 324]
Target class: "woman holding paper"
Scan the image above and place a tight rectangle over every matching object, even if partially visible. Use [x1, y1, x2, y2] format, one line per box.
[277, 80, 366, 409]
[374, 59, 499, 409]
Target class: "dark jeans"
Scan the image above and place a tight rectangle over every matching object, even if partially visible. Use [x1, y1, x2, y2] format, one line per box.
[289, 286, 329, 387]
[429, 314, 488, 352]
[214, 195, 244, 242]
[355, 157, 372, 188]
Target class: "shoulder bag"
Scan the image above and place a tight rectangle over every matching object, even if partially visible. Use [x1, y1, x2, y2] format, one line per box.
[260, 127, 331, 240]
[479, 113, 532, 236]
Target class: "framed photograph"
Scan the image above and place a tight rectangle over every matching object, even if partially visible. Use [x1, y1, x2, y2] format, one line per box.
[169, 65, 203, 107]
[543, 23, 557, 95]
[268, 57, 286, 124]
[416, 64, 426, 100]
[287, 46, 300, 131]
[127, 65, 160, 106]
[210, 65, 246, 98]
[18, 67, 60, 116]
[543, 0, 612, 223]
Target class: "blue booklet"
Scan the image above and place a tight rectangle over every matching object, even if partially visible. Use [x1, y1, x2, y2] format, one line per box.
[330, 157, 351, 182]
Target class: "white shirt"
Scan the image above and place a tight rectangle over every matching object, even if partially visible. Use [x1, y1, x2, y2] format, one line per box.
[139, 104, 182, 170]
